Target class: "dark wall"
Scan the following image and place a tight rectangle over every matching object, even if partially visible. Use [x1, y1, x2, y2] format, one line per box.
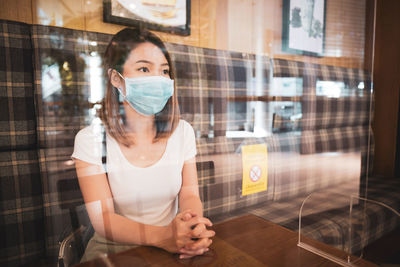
[372, 0, 400, 177]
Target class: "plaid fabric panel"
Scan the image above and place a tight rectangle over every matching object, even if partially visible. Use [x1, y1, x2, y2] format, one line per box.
[315, 64, 371, 86]
[238, 132, 301, 153]
[37, 146, 84, 260]
[0, 21, 45, 267]
[0, 20, 37, 151]
[196, 131, 300, 156]
[302, 92, 373, 133]
[273, 58, 371, 88]
[301, 126, 370, 153]
[312, 96, 372, 129]
[353, 176, 400, 251]
[274, 58, 373, 131]
[168, 43, 270, 137]
[272, 58, 373, 167]
[300, 125, 374, 179]
[363, 175, 400, 210]
[31, 25, 112, 261]
[272, 58, 310, 78]
[0, 150, 45, 266]
[167, 44, 213, 136]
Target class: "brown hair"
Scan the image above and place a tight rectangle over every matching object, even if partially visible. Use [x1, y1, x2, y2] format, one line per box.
[100, 28, 180, 147]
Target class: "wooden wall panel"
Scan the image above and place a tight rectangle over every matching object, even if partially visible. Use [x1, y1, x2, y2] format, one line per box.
[0, 0, 369, 69]
[226, 0, 254, 53]
[0, 0, 33, 24]
[215, 0, 228, 51]
[83, 0, 123, 34]
[324, 0, 366, 69]
[198, 0, 217, 49]
[34, 0, 85, 29]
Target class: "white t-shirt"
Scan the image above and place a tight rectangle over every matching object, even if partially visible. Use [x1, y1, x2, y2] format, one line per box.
[71, 119, 196, 226]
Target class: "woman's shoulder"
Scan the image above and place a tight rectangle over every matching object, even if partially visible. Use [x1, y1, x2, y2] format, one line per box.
[168, 119, 193, 140]
[72, 120, 105, 166]
[176, 119, 195, 133]
[170, 120, 195, 143]
[75, 121, 104, 143]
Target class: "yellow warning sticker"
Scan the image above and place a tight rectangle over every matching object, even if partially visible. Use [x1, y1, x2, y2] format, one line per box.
[241, 144, 268, 196]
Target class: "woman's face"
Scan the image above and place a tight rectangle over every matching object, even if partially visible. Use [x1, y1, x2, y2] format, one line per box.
[122, 42, 170, 79]
[110, 41, 173, 117]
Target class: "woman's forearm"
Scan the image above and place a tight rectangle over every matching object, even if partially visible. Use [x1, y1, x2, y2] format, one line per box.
[93, 211, 173, 248]
[179, 195, 203, 217]
[180, 160, 204, 217]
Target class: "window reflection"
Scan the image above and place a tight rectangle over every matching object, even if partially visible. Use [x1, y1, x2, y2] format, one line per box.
[271, 77, 302, 133]
[226, 76, 303, 137]
[271, 77, 303, 97]
[42, 62, 61, 100]
[84, 51, 104, 120]
[316, 80, 346, 98]
[272, 102, 302, 133]
[316, 80, 366, 98]
[88, 52, 103, 103]
[226, 101, 268, 138]
[226, 57, 270, 138]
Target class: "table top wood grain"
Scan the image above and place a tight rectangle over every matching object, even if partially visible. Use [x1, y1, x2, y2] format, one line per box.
[74, 214, 377, 267]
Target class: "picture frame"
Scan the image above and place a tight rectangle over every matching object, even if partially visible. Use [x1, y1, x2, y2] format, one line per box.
[103, 0, 191, 36]
[282, 0, 326, 56]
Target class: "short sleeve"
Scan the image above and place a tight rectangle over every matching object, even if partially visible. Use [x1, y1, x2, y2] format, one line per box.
[182, 120, 197, 161]
[71, 125, 105, 172]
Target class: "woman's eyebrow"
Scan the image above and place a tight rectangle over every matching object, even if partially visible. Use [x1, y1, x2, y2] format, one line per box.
[135, 60, 153, 64]
[134, 60, 169, 66]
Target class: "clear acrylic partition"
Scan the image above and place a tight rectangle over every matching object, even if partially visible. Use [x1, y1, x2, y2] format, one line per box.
[298, 190, 400, 266]
[1, 0, 383, 266]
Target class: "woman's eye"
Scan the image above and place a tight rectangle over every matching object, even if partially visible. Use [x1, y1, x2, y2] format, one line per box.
[163, 69, 170, 75]
[138, 67, 149, 72]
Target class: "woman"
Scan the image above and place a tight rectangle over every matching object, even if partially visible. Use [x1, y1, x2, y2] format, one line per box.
[72, 28, 215, 262]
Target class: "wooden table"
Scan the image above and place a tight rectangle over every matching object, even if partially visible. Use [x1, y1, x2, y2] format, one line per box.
[74, 214, 377, 267]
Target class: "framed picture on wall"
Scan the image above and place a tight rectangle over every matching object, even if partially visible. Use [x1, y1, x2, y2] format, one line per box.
[282, 0, 326, 56]
[103, 0, 191, 36]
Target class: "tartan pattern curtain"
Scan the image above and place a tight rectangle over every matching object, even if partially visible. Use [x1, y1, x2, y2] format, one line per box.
[0, 20, 45, 267]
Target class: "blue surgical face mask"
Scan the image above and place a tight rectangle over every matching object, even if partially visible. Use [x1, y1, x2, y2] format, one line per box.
[116, 73, 174, 116]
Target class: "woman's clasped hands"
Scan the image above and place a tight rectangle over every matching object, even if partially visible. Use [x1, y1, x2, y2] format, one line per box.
[163, 209, 215, 259]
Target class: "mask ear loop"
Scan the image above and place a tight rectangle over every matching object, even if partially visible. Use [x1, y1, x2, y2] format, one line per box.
[116, 72, 127, 99]
[108, 68, 126, 125]
[108, 68, 126, 97]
